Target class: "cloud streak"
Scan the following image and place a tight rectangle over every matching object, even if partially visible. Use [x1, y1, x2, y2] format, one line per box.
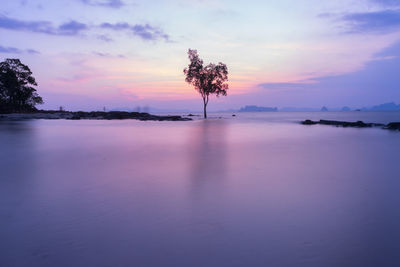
[372, 0, 400, 7]
[0, 45, 39, 54]
[342, 10, 400, 33]
[80, 0, 125, 9]
[0, 15, 170, 41]
[0, 16, 87, 36]
[58, 21, 88, 35]
[257, 41, 400, 107]
[100, 22, 170, 41]
[258, 82, 316, 90]
[92, 51, 125, 58]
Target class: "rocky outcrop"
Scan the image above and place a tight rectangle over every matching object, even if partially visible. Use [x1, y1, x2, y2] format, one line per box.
[383, 122, 400, 131]
[302, 119, 399, 131]
[302, 120, 318, 125]
[0, 111, 192, 121]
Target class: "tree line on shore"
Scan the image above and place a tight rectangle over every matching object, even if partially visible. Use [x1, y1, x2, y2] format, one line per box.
[1, 50, 229, 118]
[0, 59, 43, 113]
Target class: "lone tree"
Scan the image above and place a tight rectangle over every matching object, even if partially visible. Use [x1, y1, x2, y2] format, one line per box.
[184, 49, 228, 118]
[0, 58, 43, 113]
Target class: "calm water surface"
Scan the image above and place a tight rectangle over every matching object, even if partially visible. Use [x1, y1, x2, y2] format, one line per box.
[1, 112, 400, 267]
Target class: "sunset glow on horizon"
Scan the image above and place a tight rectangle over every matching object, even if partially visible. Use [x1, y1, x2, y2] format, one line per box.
[2, 0, 400, 111]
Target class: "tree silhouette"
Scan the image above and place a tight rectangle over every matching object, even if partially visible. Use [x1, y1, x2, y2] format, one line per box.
[184, 49, 228, 118]
[0, 59, 43, 113]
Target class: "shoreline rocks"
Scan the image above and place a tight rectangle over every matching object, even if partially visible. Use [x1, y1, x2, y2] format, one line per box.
[302, 119, 399, 131]
[384, 122, 400, 131]
[0, 111, 192, 121]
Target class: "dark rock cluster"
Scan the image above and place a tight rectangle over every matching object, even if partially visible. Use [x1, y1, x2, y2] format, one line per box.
[0, 110, 192, 121]
[384, 122, 400, 131]
[302, 119, 399, 131]
[66, 111, 191, 121]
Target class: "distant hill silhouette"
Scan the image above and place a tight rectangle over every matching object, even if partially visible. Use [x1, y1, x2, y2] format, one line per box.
[367, 102, 400, 111]
[280, 107, 319, 112]
[74, 102, 400, 114]
[239, 105, 278, 112]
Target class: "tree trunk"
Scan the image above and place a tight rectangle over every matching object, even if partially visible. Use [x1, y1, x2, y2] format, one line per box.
[202, 98, 206, 118]
[202, 95, 208, 119]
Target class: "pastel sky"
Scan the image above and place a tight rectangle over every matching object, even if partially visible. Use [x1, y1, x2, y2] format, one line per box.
[1, 0, 400, 111]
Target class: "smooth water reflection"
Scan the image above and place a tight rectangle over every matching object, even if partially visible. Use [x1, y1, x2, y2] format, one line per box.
[188, 120, 227, 198]
[1, 113, 400, 266]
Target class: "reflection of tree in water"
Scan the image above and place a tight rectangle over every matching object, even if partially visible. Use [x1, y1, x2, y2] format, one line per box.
[187, 120, 227, 196]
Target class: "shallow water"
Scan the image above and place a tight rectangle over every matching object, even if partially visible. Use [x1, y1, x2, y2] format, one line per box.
[1, 112, 400, 267]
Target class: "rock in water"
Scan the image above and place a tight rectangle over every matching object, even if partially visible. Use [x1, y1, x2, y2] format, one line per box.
[384, 122, 400, 131]
[301, 119, 400, 131]
[301, 120, 317, 125]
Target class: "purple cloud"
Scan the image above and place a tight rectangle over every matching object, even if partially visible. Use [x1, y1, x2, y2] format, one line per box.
[258, 82, 313, 90]
[0, 15, 54, 34]
[80, 0, 125, 9]
[92, 51, 125, 58]
[0, 15, 170, 42]
[0, 46, 22, 54]
[321, 3, 400, 35]
[342, 10, 400, 33]
[0, 15, 88, 36]
[58, 21, 88, 35]
[372, 0, 400, 6]
[100, 22, 170, 41]
[0, 45, 40, 54]
[100, 22, 130, 30]
[97, 34, 113, 42]
[257, 41, 400, 107]
[26, 49, 40, 54]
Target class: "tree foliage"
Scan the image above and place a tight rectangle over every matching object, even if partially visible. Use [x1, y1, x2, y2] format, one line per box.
[184, 49, 228, 118]
[0, 58, 43, 113]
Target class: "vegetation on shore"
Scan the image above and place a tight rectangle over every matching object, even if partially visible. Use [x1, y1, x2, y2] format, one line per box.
[2, 58, 398, 126]
[0, 59, 43, 113]
[0, 58, 191, 121]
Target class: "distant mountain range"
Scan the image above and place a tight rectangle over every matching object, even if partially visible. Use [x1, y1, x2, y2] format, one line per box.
[236, 102, 400, 112]
[108, 102, 400, 113]
[364, 102, 400, 111]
